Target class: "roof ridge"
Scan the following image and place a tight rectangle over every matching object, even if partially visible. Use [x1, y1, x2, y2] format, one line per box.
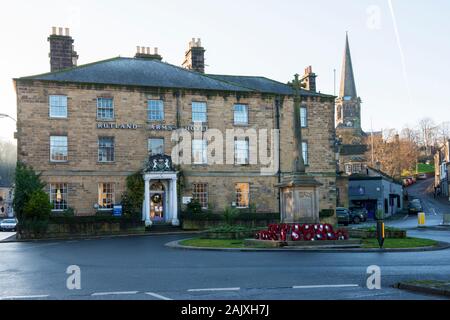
[18, 56, 123, 80]
[152, 60, 256, 92]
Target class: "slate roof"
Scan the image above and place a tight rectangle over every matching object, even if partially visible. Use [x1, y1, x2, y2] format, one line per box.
[340, 144, 368, 156]
[206, 74, 330, 97]
[17, 57, 333, 97]
[19, 57, 250, 92]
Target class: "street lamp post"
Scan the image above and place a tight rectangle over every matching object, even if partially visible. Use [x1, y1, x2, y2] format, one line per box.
[0, 113, 17, 122]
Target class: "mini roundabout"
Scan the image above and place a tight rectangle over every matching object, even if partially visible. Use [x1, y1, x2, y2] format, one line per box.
[166, 223, 449, 253]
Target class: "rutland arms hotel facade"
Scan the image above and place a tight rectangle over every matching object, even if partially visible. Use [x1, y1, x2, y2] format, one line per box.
[14, 28, 339, 227]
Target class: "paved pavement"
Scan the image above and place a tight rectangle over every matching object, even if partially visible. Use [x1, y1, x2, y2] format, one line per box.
[0, 232, 15, 242]
[0, 178, 448, 300]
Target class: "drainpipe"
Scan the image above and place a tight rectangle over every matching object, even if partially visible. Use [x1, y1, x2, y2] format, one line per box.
[275, 97, 282, 215]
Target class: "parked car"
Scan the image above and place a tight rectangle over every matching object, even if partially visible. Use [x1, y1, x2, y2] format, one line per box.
[0, 218, 18, 232]
[408, 200, 423, 214]
[349, 207, 368, 224]
[417, 173, 427, 180]
[336, 207, 350, 226]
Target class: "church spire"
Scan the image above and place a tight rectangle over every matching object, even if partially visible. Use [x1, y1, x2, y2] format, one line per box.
[339, 33, 358, 99]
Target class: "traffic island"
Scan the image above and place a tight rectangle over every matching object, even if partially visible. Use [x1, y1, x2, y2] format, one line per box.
[396, 280, 450, 298]
[168, 237, 448, 252]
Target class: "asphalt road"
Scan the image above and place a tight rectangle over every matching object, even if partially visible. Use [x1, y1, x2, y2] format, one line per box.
[0, 179, 449, 300]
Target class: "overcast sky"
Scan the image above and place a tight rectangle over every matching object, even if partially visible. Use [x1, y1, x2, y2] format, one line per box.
[0, 0, 449, 142]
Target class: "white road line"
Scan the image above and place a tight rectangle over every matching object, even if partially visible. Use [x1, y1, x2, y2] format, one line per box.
[188, 287, 241, 292]
[145, 292, 173, 300]
[91, 291, 138, 296]
[0, 295, 49, 300]
[293, 284, 359, 289]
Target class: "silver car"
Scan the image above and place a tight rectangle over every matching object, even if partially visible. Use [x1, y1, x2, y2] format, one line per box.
[0, 218, 18, 231]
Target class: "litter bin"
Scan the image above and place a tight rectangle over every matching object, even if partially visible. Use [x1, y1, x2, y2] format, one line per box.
[418, 212, 426, 227]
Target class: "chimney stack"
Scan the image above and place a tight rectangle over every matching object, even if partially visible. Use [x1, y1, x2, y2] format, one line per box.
[48, 26, 78, 72]
[301, 66, 317, 92]
[134, 46, 162, 61]
[182, 38, 205, 73]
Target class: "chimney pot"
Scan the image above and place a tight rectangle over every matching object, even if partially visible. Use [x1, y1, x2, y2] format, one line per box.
[48, 27, 78, 72]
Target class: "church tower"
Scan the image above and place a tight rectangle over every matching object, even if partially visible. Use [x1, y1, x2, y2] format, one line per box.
[336, 34, 368, 176]
[335, 33, 364, 142]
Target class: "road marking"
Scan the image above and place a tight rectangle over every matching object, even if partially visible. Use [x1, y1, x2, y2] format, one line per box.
[188, 287, 241, 292]
[145, 292, 173, 300]
[292, 284, 359, 289]
[0, 294, 49, 300]
[91, 291, 138, 296]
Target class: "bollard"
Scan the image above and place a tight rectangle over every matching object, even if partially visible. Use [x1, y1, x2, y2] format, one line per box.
[418, 212, 426, 227]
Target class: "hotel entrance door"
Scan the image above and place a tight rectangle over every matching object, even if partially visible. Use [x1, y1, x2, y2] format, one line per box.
[150, 182, 165, 222]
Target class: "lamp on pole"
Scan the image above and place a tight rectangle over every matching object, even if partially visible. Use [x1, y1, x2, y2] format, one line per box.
[0, 113, 17, 122]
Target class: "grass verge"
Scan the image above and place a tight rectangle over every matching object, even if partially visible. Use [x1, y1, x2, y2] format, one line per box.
[180, 238, 246, 248]
[362, 237, 437, 249]
[180, 237, 438, 250]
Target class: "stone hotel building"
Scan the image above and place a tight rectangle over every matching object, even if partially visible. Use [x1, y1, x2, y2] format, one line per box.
[14, 28, 338, 226]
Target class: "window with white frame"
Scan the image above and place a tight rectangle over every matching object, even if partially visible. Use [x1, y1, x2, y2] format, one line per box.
[300, 107, 308, 128]
[233, 104, 248, 125]
[192, 102, 207, 123]
[148, 138, 164, 156]
[148, 100, 164, 121]
[97, 98, 114, 120]
[235, 183, 250, 208]
[345, 164, 353, 175]
[49, 95, 68, 118]
[302, 141, 309, 165]
[50, 136, 68, 162]
[193, 183, 208, 209]
[98, 137, 115, 162]
[234, 139, 249, 165]
[49, 183, 68, 211]
[192, 139, 207, 164]
[98, 183, 115, 210]
[352, 163, 362, 173]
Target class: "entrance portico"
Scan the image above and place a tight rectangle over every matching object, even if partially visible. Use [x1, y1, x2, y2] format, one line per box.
[142, 155, 179, 227]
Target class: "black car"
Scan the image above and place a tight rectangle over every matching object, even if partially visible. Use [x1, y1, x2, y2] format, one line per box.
[336, 207, 350, 226]
[349, 207, 368, 224]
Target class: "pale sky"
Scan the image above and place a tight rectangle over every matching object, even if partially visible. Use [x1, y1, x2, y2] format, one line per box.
[1, 0, 449, 142]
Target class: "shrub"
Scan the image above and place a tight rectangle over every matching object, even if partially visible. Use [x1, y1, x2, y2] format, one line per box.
[319, 209, 335, 218]
[121, 172, 144, 219]
[13, 162, 45, 221]
[223, 206, 239, 225]
[186, 199, 203, 215]
[23, 189, 52, 221]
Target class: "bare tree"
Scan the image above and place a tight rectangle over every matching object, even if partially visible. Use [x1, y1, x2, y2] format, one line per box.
[365, 129, 419, 179]
[418, 118, 438, 156]
[0, 139, 17, 186]
[437, 121, 450, 145]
